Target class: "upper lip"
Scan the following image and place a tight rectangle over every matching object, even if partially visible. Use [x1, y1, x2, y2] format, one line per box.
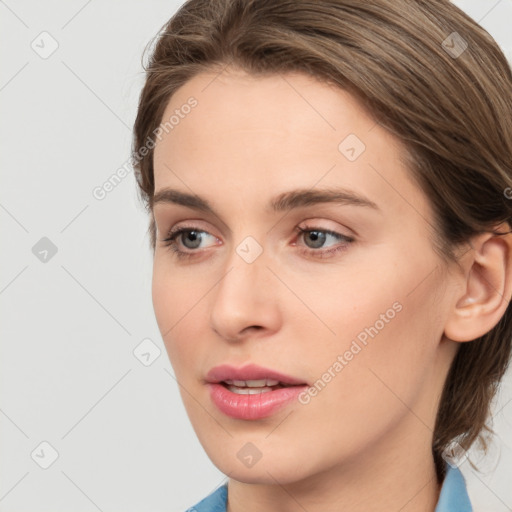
[205, 363, 308, 386]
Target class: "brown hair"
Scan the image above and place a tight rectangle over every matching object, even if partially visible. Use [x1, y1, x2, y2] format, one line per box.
[132, 0, 512, 482]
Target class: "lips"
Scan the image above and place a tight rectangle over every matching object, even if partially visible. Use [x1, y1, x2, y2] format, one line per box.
[205, 364, 309, 419]
[205, 363, 308, 387]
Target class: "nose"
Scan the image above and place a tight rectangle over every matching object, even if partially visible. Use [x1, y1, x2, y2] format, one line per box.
[209, 244, 281, 343]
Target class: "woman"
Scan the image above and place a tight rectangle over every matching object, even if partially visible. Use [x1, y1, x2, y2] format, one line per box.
[132, 0, 512, 510]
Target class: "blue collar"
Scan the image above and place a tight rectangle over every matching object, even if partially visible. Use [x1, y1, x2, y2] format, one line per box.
[187, 462, 472, 511]
[435, 463, 473, 511]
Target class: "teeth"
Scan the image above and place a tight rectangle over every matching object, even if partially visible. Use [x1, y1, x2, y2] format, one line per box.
[224, 379, 280, 387]
[226, 385, 274, 395]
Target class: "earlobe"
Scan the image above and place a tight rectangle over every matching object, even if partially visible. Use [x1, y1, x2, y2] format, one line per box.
[444, 227, 512, 343]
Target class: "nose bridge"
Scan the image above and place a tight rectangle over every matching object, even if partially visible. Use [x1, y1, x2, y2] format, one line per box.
[215, 235, 268, 311]
[209, 234, 280, 340]
[219, 231, 269, 293]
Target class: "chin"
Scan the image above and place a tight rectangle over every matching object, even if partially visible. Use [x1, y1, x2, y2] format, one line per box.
[208, 450, 312, 485]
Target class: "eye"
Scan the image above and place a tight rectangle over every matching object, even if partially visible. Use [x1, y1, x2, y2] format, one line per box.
[160, 223, 355, 260]
[161, 226, 219, 260]
[294, 225, 354, 259]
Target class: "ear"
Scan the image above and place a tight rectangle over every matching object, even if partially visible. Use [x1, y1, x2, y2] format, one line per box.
[444, 224, 512, 343]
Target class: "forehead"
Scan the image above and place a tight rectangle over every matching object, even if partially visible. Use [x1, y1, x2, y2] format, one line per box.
[152, 67, 431, 225]
[155, 67, 375, 162]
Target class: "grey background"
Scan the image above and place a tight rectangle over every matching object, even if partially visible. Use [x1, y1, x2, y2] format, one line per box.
[1, 1, 512, 511]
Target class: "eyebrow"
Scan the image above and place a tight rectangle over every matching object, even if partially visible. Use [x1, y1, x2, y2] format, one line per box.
[152, 187, 380, 215]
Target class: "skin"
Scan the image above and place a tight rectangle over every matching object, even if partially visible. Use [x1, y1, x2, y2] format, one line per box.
[151, 66, 512, 512]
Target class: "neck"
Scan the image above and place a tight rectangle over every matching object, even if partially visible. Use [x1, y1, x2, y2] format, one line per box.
[227, 420, 442, 512]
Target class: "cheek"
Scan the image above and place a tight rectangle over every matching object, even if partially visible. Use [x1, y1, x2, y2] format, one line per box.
[302, 247, 444, 411]
[268, 295, 442, 479]
[151, 258, 197, 365]
[151, 253, 202, 329]
[151, 260, 173, 339]
[151, 257, 223, 389]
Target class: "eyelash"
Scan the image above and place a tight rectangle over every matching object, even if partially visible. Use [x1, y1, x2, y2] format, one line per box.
[161, 224, 355, 261]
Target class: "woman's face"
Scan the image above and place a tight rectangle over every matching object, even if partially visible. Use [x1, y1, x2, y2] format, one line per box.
[152, 66, 459, 484]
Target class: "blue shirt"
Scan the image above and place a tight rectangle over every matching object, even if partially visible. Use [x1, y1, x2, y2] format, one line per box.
[186, 463, 472, 511]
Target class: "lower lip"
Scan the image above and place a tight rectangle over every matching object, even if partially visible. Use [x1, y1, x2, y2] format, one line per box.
[207, 383, 308, 420]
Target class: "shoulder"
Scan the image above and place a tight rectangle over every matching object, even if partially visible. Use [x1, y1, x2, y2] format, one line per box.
[183, 465, 472, 512]
[185, 482, 228, 512]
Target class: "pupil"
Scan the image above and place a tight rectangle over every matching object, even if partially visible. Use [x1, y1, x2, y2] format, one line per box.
[307, 230, 325, 249]
[184, 231, 201, 249]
